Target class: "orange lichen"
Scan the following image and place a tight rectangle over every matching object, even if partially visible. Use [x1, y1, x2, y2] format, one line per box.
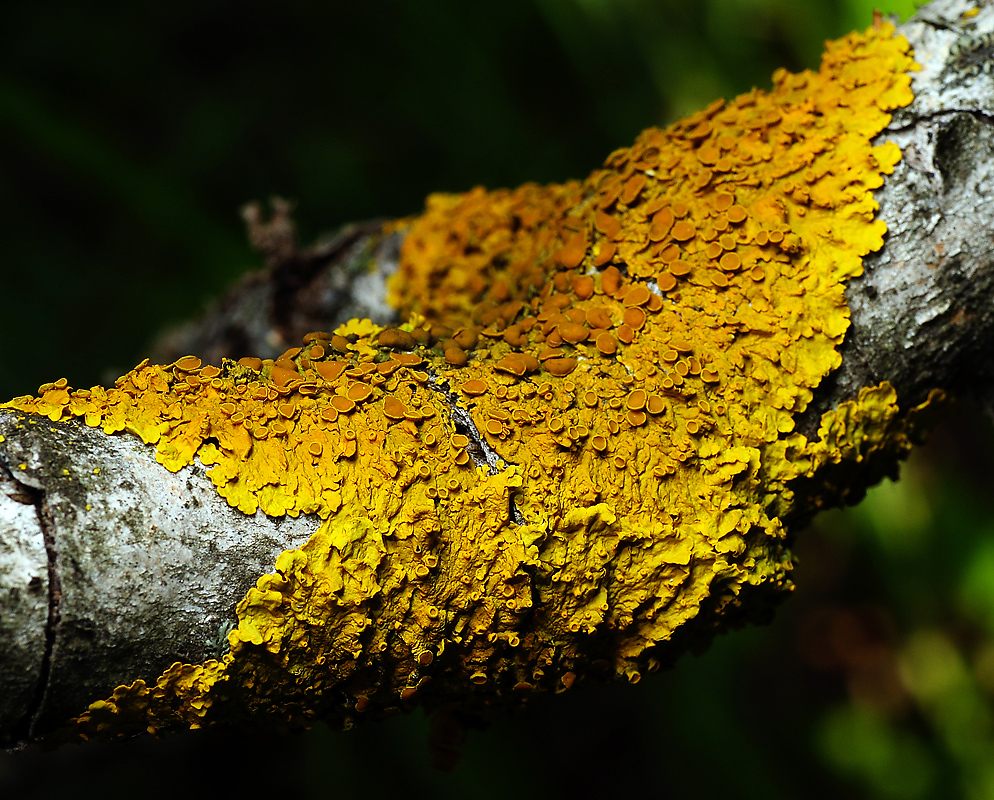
[1, 23, 935, 739]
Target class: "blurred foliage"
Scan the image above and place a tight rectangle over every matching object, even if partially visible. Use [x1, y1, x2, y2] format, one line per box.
[805, 406, 994, 800]
[14, 2, 994, 800]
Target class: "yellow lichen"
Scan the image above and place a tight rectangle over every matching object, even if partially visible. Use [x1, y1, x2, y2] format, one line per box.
[2, 23, 934, 738]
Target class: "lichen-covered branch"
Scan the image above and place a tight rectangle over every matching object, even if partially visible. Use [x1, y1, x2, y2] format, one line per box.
[153, 3, 994, 421]
[1, 0, 991, 751]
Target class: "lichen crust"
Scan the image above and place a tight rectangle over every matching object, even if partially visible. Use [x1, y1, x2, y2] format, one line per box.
[2, 23, 928, 739]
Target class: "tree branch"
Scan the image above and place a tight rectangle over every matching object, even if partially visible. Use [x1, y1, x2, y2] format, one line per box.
[2, 0, 992, 750]
[819, 5, 994, 421]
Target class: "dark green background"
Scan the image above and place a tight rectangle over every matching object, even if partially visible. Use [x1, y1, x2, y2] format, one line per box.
[10, 2, 994, 799]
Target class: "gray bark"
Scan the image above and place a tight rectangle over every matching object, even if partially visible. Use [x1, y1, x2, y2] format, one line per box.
[810, 0, 994, 429]
[150, 207, 403, 369]
[2, 0, 993, 749]
[0, 413, 315, 747]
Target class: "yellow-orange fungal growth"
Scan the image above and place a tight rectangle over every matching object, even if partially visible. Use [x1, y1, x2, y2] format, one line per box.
[1, 24, 940, 740]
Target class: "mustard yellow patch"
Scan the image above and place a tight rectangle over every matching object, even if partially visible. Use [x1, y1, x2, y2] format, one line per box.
[2, 24, 927, 738]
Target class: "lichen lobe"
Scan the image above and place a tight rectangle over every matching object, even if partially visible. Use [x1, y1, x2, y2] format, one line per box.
[0, 24, 935, 740]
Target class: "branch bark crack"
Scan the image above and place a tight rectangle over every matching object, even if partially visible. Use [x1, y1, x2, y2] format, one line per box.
[13, 478, 58, 744]
[0, 456, 58, 747]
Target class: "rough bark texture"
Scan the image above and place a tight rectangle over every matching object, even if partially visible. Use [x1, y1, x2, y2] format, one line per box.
[0, 413, 316, 746]
[810, 1, 994, 429]
[1, 0, 992, 749]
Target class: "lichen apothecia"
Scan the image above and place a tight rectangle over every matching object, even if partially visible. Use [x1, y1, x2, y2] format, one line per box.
[3, 22, 945, 739]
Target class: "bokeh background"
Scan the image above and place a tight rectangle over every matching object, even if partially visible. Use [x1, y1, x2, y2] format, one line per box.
[9, 1, 994, 798]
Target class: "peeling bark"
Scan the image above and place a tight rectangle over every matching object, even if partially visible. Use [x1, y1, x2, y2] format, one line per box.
[2, 0, 994, 749]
